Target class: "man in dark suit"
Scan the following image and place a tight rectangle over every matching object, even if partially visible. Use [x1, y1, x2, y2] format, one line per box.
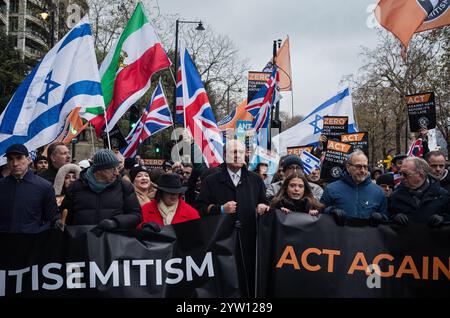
[196, 139, 269, 297]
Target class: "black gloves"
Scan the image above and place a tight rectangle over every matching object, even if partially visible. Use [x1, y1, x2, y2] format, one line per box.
[428, 214, 444, 227]
[331, 208, 347, 226]
[369, 212, 385, 227]
[97, 218, 118, 231]
[393, 213, 409, 225]
[142, 221, 161, 233]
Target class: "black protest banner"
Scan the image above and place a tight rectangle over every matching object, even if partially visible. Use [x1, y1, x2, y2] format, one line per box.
[405, 92, 436, 132]
[322, 116, 348, 139]
[0, 215, 246, 297]
[257, 211, 450, 298]
[320, 140, 353, 181]
[286, 146, 314, 156]
[247, 71, 271, 102]
[341, 132, 369, 158]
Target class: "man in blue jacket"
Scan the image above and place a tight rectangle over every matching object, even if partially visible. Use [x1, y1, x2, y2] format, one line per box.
[320, 149, 388, 225]
[0, 144, 58, 233]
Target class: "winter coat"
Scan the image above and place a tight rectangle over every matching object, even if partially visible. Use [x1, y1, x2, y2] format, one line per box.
[0, 170, 58, 233]
[438, 169, 450, 193]
[39, 164, 59, 184]
[139, 198, 200, 227]
[267, 180, 323, 201]
[273, 197, 310, 213]
[389, 177, 449, 223]
[61, 171, 141, 228]
[320, 171, 388, 219]
[195, 164, 267, 297]
[53, 164, 82, 195]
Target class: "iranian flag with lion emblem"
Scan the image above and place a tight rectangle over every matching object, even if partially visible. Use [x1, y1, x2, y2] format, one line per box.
[84, 2, 171, 136]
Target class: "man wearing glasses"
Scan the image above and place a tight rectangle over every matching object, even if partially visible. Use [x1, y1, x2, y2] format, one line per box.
[61, 149, 141, 230]
[425, 150, 450, 193]
[389, 156, 449, 227]
[320, 149, 387, 226]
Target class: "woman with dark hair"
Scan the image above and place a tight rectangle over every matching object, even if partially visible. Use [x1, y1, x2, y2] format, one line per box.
[129, 166, 155, 206]
[270, 172, 324, 216]
[139, 173, 200, 227]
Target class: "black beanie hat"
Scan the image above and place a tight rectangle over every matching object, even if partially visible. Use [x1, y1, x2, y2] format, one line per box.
[376, 173, 395, 187]
[282, 155, 304, 171]
[130, 166, 149, 183]
[34, 155, 48, 164]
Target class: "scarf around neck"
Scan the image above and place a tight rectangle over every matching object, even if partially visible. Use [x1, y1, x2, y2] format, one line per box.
[157, 198, 179, 225]
[84, 167, 117, 193]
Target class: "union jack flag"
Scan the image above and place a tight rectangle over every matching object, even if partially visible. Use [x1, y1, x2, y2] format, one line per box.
[175, 65, 184, 124]
[408, 137, 424, 158]
[246, 67, 281, 130]
[121, 81, 173, 158]
[245, 67, 281, 145]
[178, 48, 223, 167]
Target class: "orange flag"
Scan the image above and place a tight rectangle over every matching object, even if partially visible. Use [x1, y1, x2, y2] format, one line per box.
[218, 100, 253, 130]
[61, 107, 89, 144]
[275, 36, 292, 91]
[42, 107, 88, 156]
[375, 0, 450, 50]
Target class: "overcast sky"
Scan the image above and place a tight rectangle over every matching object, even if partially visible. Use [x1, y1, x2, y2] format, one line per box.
[151, 0, 381, 118]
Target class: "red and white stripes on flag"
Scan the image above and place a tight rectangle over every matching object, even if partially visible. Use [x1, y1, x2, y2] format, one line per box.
[121, 82, 173, 158]
[86, 3, 171, 137]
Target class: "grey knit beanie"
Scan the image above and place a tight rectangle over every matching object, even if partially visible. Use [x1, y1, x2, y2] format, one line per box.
[282, 155, 304, 171]
[92, 149, 120, 172]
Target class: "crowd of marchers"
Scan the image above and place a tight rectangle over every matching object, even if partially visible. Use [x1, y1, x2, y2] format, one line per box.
[1, 136, 450, 294]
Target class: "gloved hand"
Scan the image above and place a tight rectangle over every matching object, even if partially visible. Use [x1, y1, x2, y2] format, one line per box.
[331, 208, 347, 226]
[393, 213, 409, 225]
[54, 219, 65, 232]
[369, 212, 384, 226]
[142, 221, 161, 233]
[97, 218, 118, 231]
[428, 214, 444, 227]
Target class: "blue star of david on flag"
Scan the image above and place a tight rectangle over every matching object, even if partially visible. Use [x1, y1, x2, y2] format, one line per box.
[309, 114, 323, 134]
[37, 71, 60, 105]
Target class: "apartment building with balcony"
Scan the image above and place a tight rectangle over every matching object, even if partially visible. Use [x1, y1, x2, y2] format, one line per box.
[0, 0, 61, 64]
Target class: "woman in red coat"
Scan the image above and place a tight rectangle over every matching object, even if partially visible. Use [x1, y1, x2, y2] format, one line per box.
[139, 173, 200, 228]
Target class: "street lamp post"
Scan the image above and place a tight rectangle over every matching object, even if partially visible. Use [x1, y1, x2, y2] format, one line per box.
[39, 2, 56, 49]
[49, 11, 55, 48]
[172, 19, 205, 123]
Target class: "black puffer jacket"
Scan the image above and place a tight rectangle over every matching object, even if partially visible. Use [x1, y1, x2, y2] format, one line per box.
[389, 177, 450, 223]
[438, 169, 450, 193]
[61, 171, 141, 228]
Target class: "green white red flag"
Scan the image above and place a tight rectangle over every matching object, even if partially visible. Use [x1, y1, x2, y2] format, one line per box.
[84, 2, 171, 136]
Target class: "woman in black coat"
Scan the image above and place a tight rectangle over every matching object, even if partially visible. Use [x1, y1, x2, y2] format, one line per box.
[270, 172, 324, 216]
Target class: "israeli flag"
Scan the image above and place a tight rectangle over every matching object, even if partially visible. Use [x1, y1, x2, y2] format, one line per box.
[272, 88, 357, 155]
[248, 145, 280, 184]
[0, 17, 104, 161]
[300, 151, 321, 175]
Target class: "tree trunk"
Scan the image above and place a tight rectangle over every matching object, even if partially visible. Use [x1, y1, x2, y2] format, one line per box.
[395, 119, 402, 154]
[370, 134, 375, 167]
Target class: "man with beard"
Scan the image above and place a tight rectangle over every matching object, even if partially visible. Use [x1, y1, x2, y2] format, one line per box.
[320, 150, 387, 226]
